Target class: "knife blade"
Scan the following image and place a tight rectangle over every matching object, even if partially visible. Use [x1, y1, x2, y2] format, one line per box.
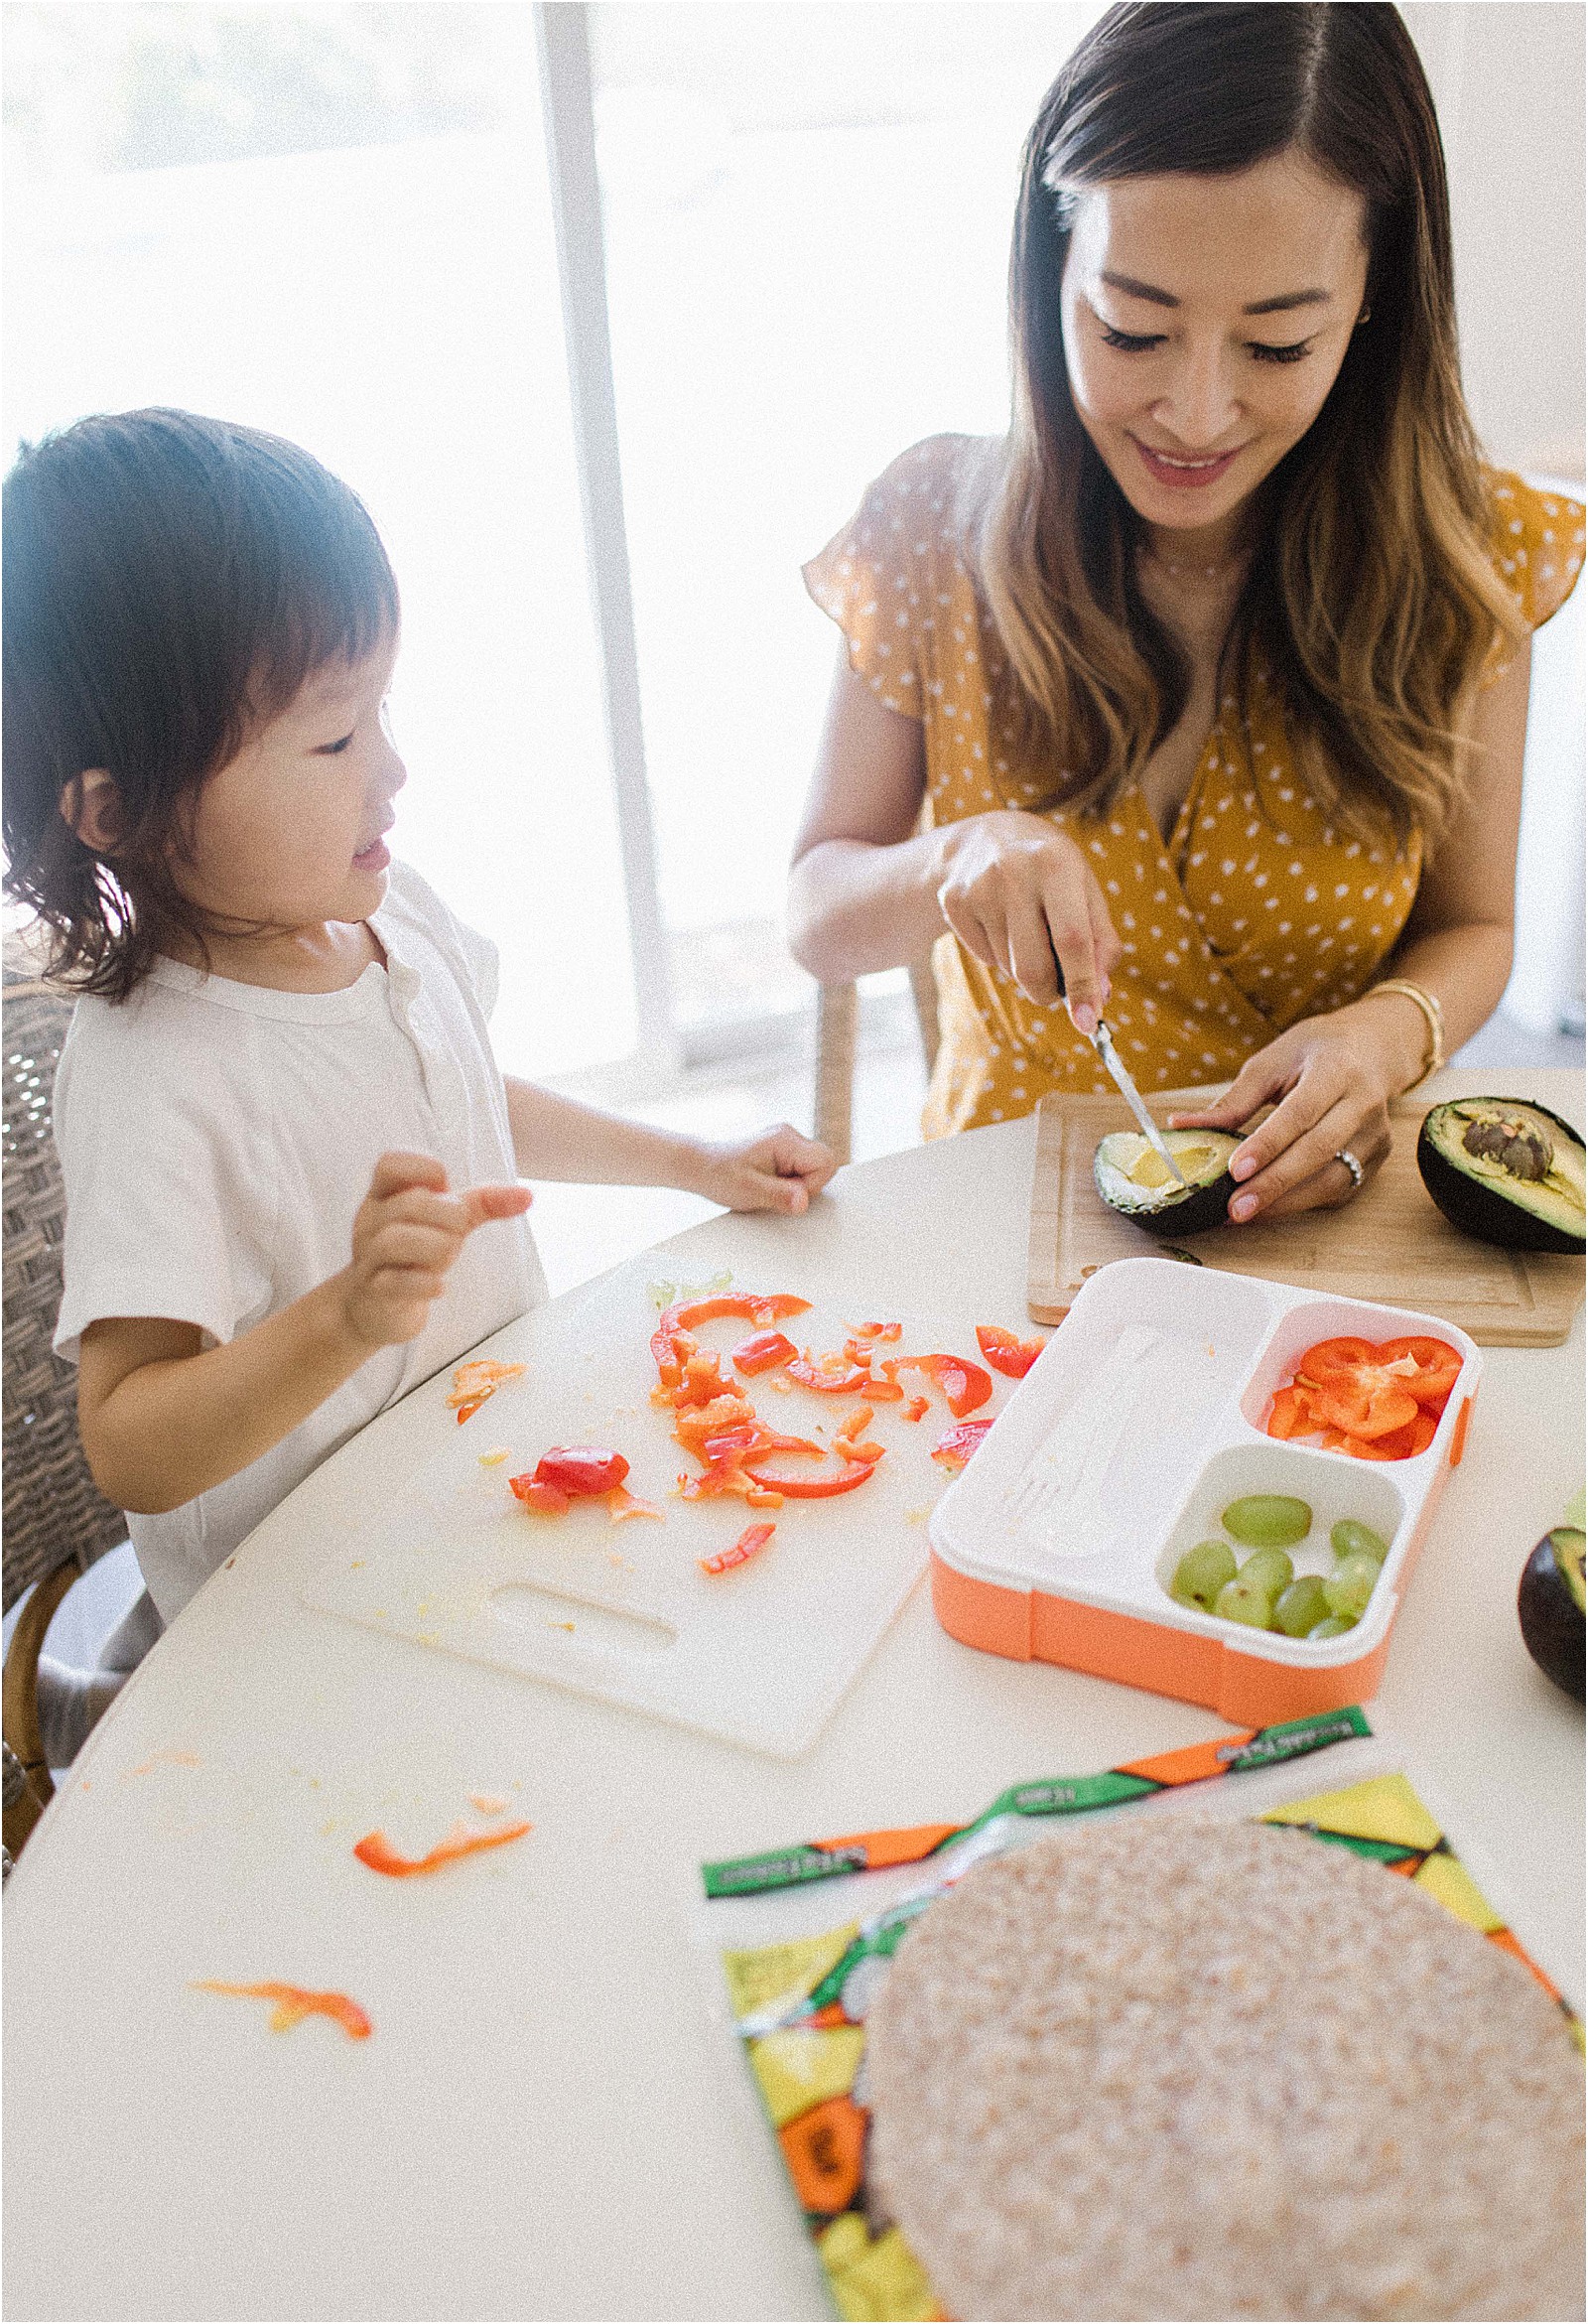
[1090, 1021, 1188, 1187]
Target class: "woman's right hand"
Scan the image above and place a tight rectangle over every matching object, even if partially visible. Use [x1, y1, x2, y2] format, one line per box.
[930, 810, 1123, 1030]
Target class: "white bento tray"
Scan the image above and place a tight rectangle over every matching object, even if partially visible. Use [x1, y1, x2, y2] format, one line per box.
[928, 1257, 1482, 1720]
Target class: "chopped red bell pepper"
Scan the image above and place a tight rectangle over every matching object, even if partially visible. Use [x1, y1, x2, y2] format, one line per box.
[672, 1394, 757, 1449]
[901, 1394, 930, 1424]
[884, 1353, 993, 1419]
[731, 1329, 799, 1376]
[1297, 1370, 1419, 1441]
[607, 1486, 663, 1523]
[787, 1350, 874, 1395]
[680, 1461, 784, 1506]
[530, 1447, 630, 1497]
[194, 1981, 373, 2039]
[447, 1359, 525, 1419]
[834, 1404, 885, 1463]
[932, 1419, 994, 1470]
[1376, 1336, 1462, 1408]
[1264, 1384, 1314, 1440]
[353, 1819, 533, 1877]
[742, 1458, 879, 1498]
[649, 1294, 810, 1370]
[700, 1522, 776, 1576]
[510, 1477, 572, 1515]
[846, 1321, 901, 1342]
[975, 1324, 1044, 1379]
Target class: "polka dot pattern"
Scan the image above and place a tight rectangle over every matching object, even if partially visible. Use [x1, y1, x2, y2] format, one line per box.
[805, 438, 1585, 1135]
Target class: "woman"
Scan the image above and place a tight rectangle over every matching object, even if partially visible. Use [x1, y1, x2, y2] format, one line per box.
[788, 2, 1583, 1223]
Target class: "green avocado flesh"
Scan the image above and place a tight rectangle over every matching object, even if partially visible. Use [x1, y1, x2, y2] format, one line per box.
[1417, 1099, 1585, 1254]
[1518, 1526, 1585, 1701]
[1094, 1130, 1240, 1237]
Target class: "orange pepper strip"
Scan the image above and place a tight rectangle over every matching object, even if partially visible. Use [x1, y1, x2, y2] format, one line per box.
[194, 1981, 372, 2039]
[700, 1521, 776, 1576]
[607, 1486, 664, 1523]
[352, 1820, 533, 1878]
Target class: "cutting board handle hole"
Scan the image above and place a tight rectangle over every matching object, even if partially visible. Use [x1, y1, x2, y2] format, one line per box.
[490, 1584, 678, 1656]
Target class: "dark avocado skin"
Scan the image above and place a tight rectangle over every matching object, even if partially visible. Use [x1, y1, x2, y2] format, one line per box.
[1518, 1528, 1586, 1702]
[1092, 1135, 1239, 1237]
[1114, 1169, 1238, 1238]
[1417, 1099, 1586, 1255]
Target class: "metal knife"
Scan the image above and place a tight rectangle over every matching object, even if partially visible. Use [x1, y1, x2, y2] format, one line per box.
[1090, 1020, 1188, 1187]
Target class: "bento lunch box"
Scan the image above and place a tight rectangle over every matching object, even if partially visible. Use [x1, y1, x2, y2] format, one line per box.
[929, 1257, 1481, 1724]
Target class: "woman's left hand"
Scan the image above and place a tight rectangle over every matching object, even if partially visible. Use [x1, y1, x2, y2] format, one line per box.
[1166, 1001, 1424, 1223]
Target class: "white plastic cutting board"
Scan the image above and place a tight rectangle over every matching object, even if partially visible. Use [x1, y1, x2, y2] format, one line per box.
[305, 1263, 1012, 1758]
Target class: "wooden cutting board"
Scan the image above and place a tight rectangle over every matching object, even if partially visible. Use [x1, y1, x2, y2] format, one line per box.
[1027, 1074, 1585, 1345]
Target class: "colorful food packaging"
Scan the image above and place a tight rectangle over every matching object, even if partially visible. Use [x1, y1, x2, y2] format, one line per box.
[698, 1710, 1576, 2324]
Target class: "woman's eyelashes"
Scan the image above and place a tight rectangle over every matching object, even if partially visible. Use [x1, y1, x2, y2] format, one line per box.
[1099, 323, 1315, 364]
[315, 731, 356, 756]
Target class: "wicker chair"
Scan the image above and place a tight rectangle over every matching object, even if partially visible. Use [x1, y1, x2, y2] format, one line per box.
[3, 946, 129, 1859]
[815, 956, 941, 1165]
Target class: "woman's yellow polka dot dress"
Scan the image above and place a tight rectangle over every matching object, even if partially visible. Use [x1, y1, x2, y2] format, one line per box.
[805, 437, 1584, 1137]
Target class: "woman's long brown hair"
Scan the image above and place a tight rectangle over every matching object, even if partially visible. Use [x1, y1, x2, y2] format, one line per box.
[975, 1, 1525, 849]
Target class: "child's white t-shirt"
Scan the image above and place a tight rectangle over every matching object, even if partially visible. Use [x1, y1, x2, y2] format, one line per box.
[53, 860, 548, 1623]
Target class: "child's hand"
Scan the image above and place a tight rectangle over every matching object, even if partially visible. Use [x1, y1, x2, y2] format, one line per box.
[338, 1151, 532, 1349]
[691, 1125, 837, 1216]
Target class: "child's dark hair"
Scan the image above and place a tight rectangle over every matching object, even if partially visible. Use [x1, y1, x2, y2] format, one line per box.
[3, 408, 400, 998]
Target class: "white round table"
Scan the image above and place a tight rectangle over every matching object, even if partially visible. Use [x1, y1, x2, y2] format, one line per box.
[6, 1088, 1583, 2322]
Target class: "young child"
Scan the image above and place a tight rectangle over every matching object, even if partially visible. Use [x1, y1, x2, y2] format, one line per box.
[3, 408, 835, 1747]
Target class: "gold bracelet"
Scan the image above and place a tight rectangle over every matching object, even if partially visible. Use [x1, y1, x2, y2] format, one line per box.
[1365, 978, 1445, 1089]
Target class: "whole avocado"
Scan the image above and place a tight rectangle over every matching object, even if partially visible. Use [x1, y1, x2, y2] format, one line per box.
[1518, 1523, 1585, 1703]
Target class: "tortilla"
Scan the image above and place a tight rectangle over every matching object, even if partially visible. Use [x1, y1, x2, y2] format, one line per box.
[865, 1817, 1584, 2321]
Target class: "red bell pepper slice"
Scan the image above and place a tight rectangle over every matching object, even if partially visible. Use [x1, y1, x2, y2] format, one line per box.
[886, 1353, 993, 1419]
[787, 1350, 874, 1395]
[1264, 1384, 1315, 1440]
[531, 1446, 630, 1497]
[975, 1324, 1043, 1380]
[1294, 1336, 1383, 1380]
[352, 1819, 534, 1878]
[932, 1419, 994, 1470]
[700, 1522, 776, 1576]
[1325, 1409, 1438, 1461]
[680, 1461, 784, 1506]
[510, 1476, 572, 1515]
[731, 1330, 799, 1376]
[742, 1458, 880, 1498]
[650, 1294, 810, 1369]
[194, 1981, 373, 2039]
[901, 1394, 930, 1424]
[1376, 1336, 1461, 1409]
[672, 1395, 757, 1448]
[1296, 1372, 1419, 1441]
[607, 1486, 663, 1523]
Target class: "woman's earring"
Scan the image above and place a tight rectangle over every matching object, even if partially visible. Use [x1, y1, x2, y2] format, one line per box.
[1355, 306, 1373, 327]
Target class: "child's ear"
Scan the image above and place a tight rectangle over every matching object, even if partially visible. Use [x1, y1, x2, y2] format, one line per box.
[61, 769, 125, 854]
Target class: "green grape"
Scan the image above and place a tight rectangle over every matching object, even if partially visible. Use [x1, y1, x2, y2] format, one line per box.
[1171, 1540, 1238, 1610]
[1274, 1573, 1330, 1637]
[1323, 1553, 1380, 1620]
[1222, 1494, 1312, 1548]
[1239, 1546, 1294, 1598]
[1308, 1614, 1358, 1640]
[1214, 1575, 1276, 1629]
[1330, 1519, 1390, 1567]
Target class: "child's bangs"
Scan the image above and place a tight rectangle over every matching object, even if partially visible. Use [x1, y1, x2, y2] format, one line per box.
[245, 496, 401, 725]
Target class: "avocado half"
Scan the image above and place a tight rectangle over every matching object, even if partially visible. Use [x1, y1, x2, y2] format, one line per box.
[1518, 1524, 1585, 1702]
[1417, 1098, 1585, 1255]
[1094, 1129, 1240, 1237]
